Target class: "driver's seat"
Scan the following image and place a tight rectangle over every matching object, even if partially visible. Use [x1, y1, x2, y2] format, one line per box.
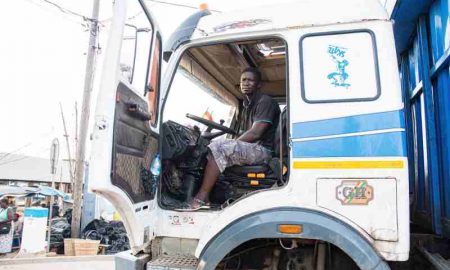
[220, 108, 288, 191]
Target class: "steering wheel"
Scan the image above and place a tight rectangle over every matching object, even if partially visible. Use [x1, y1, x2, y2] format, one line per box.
[186, 113, 236, 135]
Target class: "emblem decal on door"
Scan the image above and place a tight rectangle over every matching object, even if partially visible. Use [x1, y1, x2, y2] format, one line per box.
[327, 45, 351, 88]
[336, 180, 373, 205]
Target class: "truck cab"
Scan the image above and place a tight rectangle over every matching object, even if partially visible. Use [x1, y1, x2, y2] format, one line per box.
[89, 0, 409, 269]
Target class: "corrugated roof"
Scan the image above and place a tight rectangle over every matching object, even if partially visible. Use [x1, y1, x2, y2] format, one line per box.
[0, 153, 72, 183]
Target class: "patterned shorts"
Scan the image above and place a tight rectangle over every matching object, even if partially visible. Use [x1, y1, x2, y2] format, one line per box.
[208, 139, 272, 172]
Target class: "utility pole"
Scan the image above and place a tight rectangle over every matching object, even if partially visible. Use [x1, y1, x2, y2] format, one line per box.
[74, 101, 79, 178]
[71, 0, 100, 238]
[59, 102, 75, 187]
[48, 138, 59, 252]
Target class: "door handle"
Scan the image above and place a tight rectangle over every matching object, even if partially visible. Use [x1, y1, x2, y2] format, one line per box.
[127, 102, 151, 121]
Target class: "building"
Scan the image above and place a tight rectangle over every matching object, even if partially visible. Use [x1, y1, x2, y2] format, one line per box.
[0, 153, 73, 192]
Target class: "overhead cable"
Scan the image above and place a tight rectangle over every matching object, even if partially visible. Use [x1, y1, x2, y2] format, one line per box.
[36, 0, 92, 21]
[0, 131, 53, 162]
[146, 0, 221, 12]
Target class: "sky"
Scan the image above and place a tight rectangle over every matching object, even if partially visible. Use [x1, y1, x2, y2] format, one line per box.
[0, 0, 301, 164]
[0, 0, 393, 167]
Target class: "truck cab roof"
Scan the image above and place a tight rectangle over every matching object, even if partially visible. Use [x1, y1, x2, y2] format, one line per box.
[194, 0, 389, 38]
[164, 0, 389, 59]
[163, 0, 389, 100]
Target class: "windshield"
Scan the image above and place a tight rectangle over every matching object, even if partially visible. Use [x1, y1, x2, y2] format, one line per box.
[163, 67, 235, 131]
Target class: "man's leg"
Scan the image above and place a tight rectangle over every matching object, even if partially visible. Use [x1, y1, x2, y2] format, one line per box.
[190, 139, 270, 208]
[193, 158, 220, 204]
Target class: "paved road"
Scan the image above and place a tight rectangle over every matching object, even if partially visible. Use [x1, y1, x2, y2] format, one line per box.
[0, 255, 115, 270]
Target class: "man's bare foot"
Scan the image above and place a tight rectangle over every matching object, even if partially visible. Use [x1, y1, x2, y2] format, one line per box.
[189, 198, 208, 209]
[176, 198, 210, 211]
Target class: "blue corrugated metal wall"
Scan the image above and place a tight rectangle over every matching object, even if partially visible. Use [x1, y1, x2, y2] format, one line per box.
[398, 0, 450, 236]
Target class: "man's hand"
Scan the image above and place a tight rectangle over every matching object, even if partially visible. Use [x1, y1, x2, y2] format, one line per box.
[238, 121, 271, 143]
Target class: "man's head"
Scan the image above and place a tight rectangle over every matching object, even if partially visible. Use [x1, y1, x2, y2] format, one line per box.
[0, 198, 8, 208]
[240, 67, 262, 97]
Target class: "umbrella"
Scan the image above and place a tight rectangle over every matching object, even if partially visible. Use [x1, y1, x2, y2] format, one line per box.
[0, 185, 70, 201]
[34, 185, 71, 201]
[0, 185, 38, 198]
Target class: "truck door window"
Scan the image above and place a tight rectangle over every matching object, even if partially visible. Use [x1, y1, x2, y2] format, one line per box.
[164, 68, 235, 132]
[120, 25, 138, 82]
[119, 0, 153, 93]
[300, 30, 381, 103]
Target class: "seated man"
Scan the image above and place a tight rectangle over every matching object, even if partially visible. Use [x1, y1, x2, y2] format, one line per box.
[189, 67, 281, 209]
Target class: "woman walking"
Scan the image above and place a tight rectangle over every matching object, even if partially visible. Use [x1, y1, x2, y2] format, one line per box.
[0, 198, 14, 254]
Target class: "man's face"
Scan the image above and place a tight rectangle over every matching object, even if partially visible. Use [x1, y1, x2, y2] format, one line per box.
[240, 71, 260, 96]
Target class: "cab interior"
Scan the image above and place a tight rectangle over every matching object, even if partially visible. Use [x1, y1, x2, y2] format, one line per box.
[159, 37, 289, 209]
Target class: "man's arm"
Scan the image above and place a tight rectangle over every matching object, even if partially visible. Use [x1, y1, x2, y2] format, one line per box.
[237, 121, 271, 143]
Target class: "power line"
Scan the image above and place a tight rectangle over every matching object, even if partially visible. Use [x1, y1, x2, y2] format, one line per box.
[0, 155, 33, 167]
[21, 0, 93, 28]
[0, 143, 33, 162]
[146, 0, 201, 10]
[0, 147, 51, 167]
[0, 147, 50, 166]
[0, 131, 53, 162]
[41, 0, 91, 20]
[30, 0, 92, 21]
[24, 0, 221, 28]
[146, 0, 221, 12]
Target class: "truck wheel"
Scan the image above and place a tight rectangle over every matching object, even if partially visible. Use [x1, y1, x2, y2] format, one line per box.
[278, 247, 315, 270]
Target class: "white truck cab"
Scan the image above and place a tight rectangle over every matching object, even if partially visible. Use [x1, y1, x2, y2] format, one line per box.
[89, 1, 409, 269]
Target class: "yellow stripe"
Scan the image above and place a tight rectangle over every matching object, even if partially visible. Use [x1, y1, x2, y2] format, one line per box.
[293, 160, 404, 169]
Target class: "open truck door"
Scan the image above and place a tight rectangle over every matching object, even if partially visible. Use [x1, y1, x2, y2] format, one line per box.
[89, 0, 162, 253]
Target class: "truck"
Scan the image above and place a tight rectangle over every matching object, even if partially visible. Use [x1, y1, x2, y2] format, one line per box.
[89, 0, 411, 269]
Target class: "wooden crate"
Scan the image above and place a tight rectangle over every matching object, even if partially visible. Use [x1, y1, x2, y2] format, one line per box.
[73, 239, 100, 256]
[63, 238, 75, 256]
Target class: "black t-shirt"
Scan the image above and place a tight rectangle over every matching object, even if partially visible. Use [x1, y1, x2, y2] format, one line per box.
[237, 92, 281, 151]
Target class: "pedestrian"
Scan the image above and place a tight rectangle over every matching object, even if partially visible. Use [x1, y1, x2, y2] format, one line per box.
[0, 198, 14, 254]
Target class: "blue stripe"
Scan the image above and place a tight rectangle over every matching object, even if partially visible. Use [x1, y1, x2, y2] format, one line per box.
[292, 131, 406, 158]
[292, 110, 405, 139]
[24, 207, 48, 218]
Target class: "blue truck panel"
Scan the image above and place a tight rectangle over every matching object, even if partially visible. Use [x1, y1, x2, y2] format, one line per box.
[394, 0, 450, 236]
[429, 0, 450, 235]
[408, 38, 421, 91]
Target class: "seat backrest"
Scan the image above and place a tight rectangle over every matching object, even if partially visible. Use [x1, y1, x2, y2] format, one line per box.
[273, 107, 288, 157]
